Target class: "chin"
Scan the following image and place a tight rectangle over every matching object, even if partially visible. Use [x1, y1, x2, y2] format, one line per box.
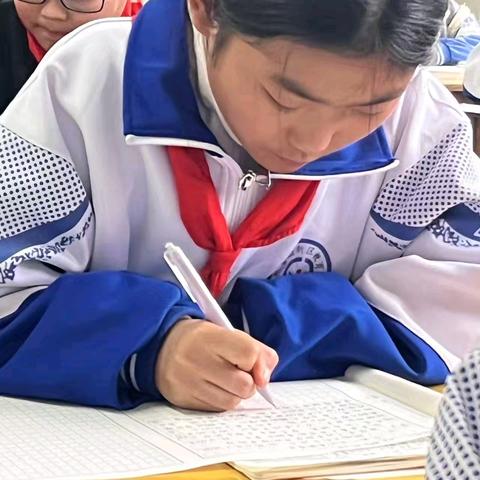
[262, 156, 309, 175]
[41, 41, 54, 51]
[270, 165, 305, 174]
[246, 151, 298, 174]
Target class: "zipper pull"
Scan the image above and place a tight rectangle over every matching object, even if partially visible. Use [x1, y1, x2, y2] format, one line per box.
[239, 170, 257, 191]
[238, 170, 272, 191]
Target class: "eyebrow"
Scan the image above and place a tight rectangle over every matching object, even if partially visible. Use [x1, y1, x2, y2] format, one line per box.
[271, 74, 404, 108]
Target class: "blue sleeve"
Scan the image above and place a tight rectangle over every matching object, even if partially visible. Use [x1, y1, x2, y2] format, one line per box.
[226, 272, 449, 386]
[439, 35, 480, 65]
[0, 271, 203, 409]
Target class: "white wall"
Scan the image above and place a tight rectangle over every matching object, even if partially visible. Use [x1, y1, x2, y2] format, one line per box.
[465, 0, 480, 17]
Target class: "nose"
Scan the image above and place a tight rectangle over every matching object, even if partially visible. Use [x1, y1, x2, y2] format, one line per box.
[39, 0, 68, 21]
[287, 122, 336, 160]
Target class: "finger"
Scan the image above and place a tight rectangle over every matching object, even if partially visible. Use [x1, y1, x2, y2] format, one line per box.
[252, 360, 270, 388]
[265, 345, 280, 371]
[177, 396, 227, 413]
[203, 359, 256, 400]
[249, 344, 279, 387]
[213, 330, 263, 372]
[193, 380, 244, 412]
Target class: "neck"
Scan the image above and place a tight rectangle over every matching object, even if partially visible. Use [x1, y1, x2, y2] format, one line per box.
[191, 23, 243, 146]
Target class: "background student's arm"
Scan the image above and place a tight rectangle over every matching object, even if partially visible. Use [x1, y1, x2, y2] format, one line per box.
[431, 0, 480, 65]
[445, 0, 480, 38]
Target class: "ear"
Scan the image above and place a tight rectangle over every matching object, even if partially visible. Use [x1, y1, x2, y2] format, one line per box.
[188, 0, 218, 36]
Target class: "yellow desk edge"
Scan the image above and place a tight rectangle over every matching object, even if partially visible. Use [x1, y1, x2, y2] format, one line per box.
[137, 464, 424, 480]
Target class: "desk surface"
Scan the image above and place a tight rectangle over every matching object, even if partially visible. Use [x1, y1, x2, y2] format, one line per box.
[137, 464, 424, 480]
[140, 464, 248, 480]
[423, 65, 465, 92]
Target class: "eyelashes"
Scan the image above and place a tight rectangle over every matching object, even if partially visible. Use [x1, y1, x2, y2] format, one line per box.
[263, 87, 299, 112]
[263, 85, 387, 118]
[353, 108, 386, 118]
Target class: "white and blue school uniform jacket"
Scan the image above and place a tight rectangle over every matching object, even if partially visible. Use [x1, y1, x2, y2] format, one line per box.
[431, 0, 480, 66]
[0, 0, 479, 410]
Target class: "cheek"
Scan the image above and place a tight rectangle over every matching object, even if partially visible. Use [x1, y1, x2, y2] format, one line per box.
[14, 3, 39, 30]
[350, 115, 383, 138]
[341, 101, 400, 143]
[212, 77, 267, 140]
[94, 0, 126, 17]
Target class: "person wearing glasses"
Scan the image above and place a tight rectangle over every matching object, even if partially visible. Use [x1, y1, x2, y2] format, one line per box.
[0, 0, 141, 114]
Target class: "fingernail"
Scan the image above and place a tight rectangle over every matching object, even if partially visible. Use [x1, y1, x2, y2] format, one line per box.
[263, 367, 271, 383]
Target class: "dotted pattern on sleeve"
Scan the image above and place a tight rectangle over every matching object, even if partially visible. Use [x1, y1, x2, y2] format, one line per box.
[427, 350, 480, 479]
[467, 203, 480, 215]
[373, 123, 480, 227]
[0, 126, 86, 240]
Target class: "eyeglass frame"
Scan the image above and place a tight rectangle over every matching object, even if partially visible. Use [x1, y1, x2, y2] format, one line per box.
[17, 0, 105, 14]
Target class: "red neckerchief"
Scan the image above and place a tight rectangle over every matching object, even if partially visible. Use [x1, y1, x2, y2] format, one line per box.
[26, 0, 142, 62]
[168, 146, 320, 298]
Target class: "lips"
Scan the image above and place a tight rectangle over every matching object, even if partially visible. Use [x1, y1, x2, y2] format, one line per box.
[37, 26, 66, 41]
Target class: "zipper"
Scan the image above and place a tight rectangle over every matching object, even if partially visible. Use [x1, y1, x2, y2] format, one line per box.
[238, 170, 272, 191]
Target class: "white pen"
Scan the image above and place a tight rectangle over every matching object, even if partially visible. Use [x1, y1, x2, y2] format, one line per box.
[163, 242, 277, 408]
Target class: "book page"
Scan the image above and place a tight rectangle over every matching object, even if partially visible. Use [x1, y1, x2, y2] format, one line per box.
[0, 374, 434, 480]
[319, 470, 425, 480]
[0, 396, 191, 480]
[113, 378, 433, 462]
[231, 438, 428, 470]
[345, 366, 442, 416]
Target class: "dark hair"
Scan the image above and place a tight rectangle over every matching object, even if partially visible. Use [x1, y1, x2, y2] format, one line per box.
[210, 0, 448, 68]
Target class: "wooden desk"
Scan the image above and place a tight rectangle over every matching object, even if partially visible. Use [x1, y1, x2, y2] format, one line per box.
[138, 464, 248, 480]
[424, 65, 480, 155]
[424, 65, 465, 92]
[137, 464, 424, 480]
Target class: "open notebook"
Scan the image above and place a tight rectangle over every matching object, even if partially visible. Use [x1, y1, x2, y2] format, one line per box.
[0, 366, 441, 480]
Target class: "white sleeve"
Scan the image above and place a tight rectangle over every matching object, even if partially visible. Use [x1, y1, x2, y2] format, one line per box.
[0, 119, 94, 318]
[445, 0, 480, 37]
[354, 72, 480, 370]
[0, 19, 130, 316]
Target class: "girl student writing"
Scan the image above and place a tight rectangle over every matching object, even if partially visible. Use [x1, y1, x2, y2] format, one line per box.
[0, 0, 478, 412]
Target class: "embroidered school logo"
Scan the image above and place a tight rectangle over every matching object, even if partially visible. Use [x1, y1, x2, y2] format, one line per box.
[274, 239, 332, 276]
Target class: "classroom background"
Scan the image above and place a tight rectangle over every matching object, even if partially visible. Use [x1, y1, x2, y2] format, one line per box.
[467, 0, 480, 15]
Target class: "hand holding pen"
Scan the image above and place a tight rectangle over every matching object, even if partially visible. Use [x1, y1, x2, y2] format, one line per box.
[154, 243, 278, 412]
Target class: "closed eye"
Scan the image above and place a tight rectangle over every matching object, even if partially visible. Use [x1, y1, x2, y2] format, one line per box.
[353, 107, 386, 117]
[263, 87, 300, 112]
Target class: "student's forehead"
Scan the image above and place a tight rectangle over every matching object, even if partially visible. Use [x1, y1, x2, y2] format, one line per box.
[249, 39, 412, 98]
